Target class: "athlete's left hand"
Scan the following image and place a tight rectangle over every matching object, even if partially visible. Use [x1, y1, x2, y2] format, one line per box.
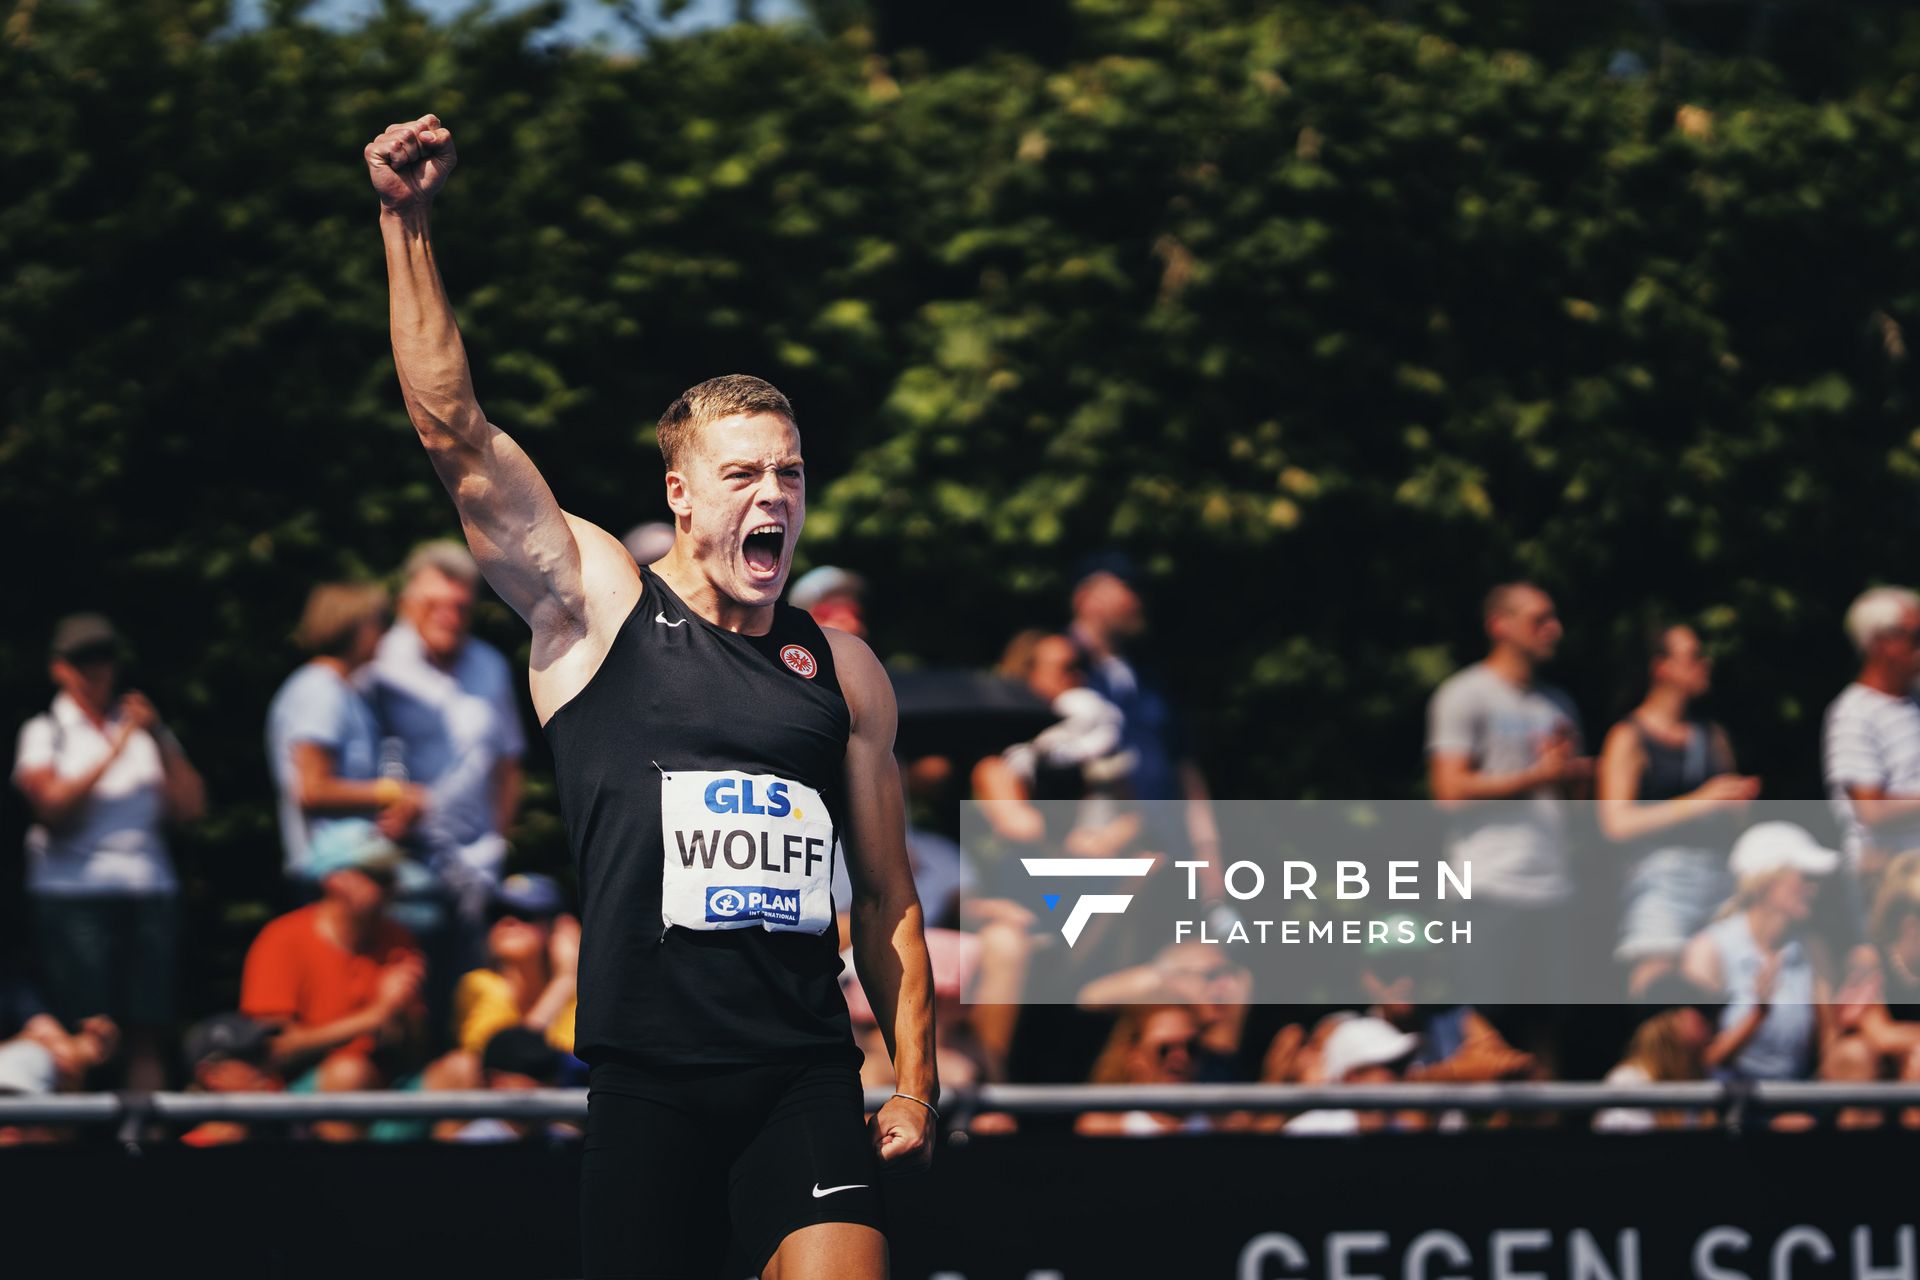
[869, 1096, 934, 1174]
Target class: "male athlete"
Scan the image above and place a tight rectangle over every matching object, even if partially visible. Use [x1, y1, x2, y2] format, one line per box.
[364, 114, 936, 1280]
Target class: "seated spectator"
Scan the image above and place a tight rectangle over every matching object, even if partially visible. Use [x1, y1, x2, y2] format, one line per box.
[267, 583, 426, 895]
[1594, 1003, 1713, 1132]
[1284, 1015, 1419, 1136]
[0, 955, 119, 1093]
[12, 613, 205, 1091]
[1076, 941, 1253, 1081]
[442, 1026, 574, 1144]
[1818, 851, 1920, 1125]
[239, 820, 469, 1141]
[451, 874, 579, 1062]
[0, 970, 118, 1145]
[1681, 823, 1842, 1082]
[1597, 623, 1758, 996]
[178, 1013, 284, 1148]
[1075, 1005, 1212, 1135]
[1359, 970, 1535, 1084]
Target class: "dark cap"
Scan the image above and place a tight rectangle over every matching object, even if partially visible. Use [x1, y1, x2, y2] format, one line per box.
[493, 873, 566, 919]
[184, 1013, 279, 1067]
[49, 613, 121, 662]
[481, 1027, 560, 1083]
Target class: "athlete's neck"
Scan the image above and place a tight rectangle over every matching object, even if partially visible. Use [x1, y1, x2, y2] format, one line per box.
[651, 552, 777, 636]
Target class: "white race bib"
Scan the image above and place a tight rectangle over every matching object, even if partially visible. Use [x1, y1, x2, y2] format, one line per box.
[659, 769, 837, 934]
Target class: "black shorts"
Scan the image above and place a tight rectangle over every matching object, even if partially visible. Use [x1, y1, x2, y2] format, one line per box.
[581, 1056, 886, 1279]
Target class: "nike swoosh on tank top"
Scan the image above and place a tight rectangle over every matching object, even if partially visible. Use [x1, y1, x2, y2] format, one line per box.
[545, 563, 859, 1067]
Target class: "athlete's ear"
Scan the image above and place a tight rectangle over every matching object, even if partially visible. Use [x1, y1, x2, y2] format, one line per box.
[664, 469, 693, 519]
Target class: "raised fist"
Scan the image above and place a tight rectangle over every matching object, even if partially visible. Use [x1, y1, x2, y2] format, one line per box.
[365, 114, 457, 213]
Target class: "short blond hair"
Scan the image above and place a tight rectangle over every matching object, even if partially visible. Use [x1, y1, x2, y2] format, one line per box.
[296, 582, 389, 658]
[657, 374, 795, 469]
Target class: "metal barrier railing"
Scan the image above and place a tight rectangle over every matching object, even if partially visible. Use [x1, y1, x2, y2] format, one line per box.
[0, 1081, 1914, 1133]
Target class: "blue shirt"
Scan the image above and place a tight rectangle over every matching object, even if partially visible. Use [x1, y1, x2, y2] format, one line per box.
[266, 661, 381, 877]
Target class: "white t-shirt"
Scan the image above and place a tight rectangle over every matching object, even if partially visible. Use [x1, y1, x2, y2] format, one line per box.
[1425, 662, 1583, 904]
[1823, 682, 1920, 865]
[12, 693, 176, 896]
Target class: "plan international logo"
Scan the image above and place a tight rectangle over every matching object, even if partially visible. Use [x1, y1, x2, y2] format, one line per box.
[1019, 857, 1157, 946]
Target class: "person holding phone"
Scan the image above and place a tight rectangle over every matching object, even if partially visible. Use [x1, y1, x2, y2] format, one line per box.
[10, 613, 205, 1091]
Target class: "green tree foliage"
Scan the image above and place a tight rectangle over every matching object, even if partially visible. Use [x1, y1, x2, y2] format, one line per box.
[5, 0, 1920, 1002]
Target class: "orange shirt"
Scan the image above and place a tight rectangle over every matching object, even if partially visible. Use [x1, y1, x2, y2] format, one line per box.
[239, 904, 422, 1058]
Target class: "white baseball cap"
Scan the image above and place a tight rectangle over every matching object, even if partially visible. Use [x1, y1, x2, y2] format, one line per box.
[1728, 822, 1841, 879]
[1319, 1016, 1419, 1083]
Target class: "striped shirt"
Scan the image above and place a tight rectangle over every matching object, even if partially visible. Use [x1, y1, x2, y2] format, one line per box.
[1823, 682, 1920, 864]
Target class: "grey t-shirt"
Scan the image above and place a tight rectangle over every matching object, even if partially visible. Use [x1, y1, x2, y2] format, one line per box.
[1425, 662, 1583, 904]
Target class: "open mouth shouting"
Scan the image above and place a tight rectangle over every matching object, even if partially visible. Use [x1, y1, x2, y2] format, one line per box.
[743, 522, 786, 583]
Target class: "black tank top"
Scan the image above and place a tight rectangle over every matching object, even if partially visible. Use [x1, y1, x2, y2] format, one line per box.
[1634, 719, 1714, 801]
[544, 564, 858, 1067]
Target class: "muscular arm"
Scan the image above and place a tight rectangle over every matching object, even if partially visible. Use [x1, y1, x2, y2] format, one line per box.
[367, 116, 638, 721]
[828, 630, 937, 1166]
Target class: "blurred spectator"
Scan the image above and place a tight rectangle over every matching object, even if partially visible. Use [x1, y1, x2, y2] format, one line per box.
[1681, 823, 1840, 1081]
[451, 874, 579, 1066]
[1359, 971, 1535, 1083]
[1068, 559, 1222, 876]
[366, 541, 526, 925]
[835, 758, 971, 931]
[1825, 586, 1920, 894]
[1593, 1004, 1713, 1132]
[843, 928, 990, 1088]
[973, 631, 1138, 856]
[1598, 623, 1759, 996]
[1427, 583, 1589, 1022]
[1076, 942, 1253, 1081]
[0, 961, 119, 1145]
[11, 613, 204, 1090]
[788, 565, 868, 640]
[1284, 1016, 1419, 1136]
[442, 1027, 571, 1143]
[178, 1014, 283, 1147]
[1075, 1005, 1212, 1135]
[239, 820, 467, 1141]
[620, 521, 675, 568]
[268, 583, 426, 892]
[1818, 851, 1920, 1106]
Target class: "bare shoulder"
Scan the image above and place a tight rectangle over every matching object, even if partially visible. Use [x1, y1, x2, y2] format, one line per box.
[1600, 721, 1644, 760]
[823, 627, 895, 734]
[526, 515, 645, 726]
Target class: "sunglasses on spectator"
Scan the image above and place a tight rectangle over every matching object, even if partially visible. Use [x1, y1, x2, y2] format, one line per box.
[62, 643, 119, 668]
[1147, 1037, 1200, 1061]
[487, 904, 555, 927]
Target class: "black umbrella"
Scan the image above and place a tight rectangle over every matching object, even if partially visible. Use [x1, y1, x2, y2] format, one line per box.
[887, 668, 1060, 762]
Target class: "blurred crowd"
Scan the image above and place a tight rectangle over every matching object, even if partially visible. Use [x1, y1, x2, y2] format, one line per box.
[12, 531, 1920, 1143]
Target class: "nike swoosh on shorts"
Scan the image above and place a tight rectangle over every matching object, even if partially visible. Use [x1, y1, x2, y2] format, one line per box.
[811, 1183, 868, 1198]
